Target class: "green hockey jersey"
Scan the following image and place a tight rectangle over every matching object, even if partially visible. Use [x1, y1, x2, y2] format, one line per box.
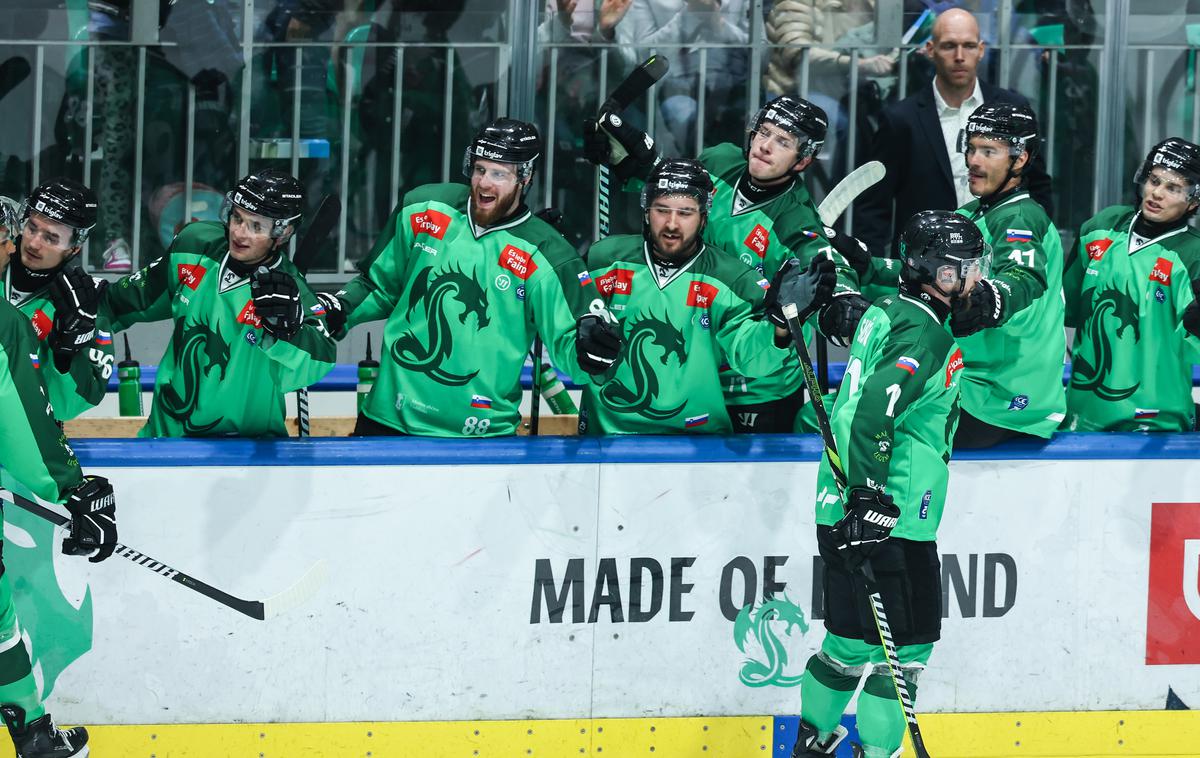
[0, 298, 83, 504]
[814, 292, 963, 542]
[956, 191, 1066, 437]
[700, 143, 862, 405]
[338, 183, 594, 437]
[1062, 205, 1200, 431]
[581, 234, 791, 434]
[101, 221, 336, 437]
[4, 263, 115, 421]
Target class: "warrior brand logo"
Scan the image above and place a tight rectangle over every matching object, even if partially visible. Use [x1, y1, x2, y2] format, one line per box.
[597, 268, 634, 296]
[1146, 502, 1200, 664]
[945, 348, 964, 387]
[863, 509, 899, 529]
[1086, 238, 1113, 261]
[498, 245, 537, 280]
[410, 209, 451, 240]
[743, 225, 770, 258]
[177, 263, 207, 290]
[687, 281, 719, 309]
[30, 309, 52, 341]
[1150, 257, 1174, 286]
[237, 300, 262, 328]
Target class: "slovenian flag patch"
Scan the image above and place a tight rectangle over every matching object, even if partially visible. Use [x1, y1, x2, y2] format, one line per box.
[801, 230, 819, 239]
[1134, 408, 1159, 419]
[684, 414, 709, 428]
[577, 270, 593, 287]
[29, 353, 40, 369]
[470, 395, 493, 409]
[895, 356, 920, 375]
[310, 303, 327, 316]
[756, 278, 770, 289]
[94, 331, 113, 346]
[1006, 229, 1033, 243]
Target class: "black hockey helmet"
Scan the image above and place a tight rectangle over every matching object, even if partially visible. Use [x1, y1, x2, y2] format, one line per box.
[899, 210, 990, 297]
[744, 96, 828, 160]
[221, 169, 305, 239]
[462, 118, 542, 184]
[957, 102, 1039, 159]
[22, 178, 98, 246]
[640, 158, 715, 213]
[1134, 137, 1200, 203]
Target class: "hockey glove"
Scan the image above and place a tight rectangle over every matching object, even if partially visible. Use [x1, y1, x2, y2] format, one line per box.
[250, 266, 303, 341]
[584, 112, 658, 183]
[47, 266, 99, 372]
[823, 225, 873, 280]
[576, 313, 623, 375]
[818, 292, 870, 347]
[1183, 281, 1200, 339]
[63, 475, 117, 563]
[833, 487, 900, 572]
[950, 278, 1003, 338]
[315, 291, 348, 336]
[765, 257, 837, 328]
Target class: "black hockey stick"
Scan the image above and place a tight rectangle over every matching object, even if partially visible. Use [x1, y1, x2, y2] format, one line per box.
[596, 55, 670, 237]
[290, 194, 342, 438]
[0, 489, 327, 621]
[780, 301, 934, 758]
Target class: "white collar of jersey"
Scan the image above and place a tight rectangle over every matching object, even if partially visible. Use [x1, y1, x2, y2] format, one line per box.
[644, 241, 703, 289]
[467, 202, 532, 240]
[218, 252, 283, 293]
[898, 292, 940, 322]
[731, 175, 797, 217]
[1125, 213, 1188, 254]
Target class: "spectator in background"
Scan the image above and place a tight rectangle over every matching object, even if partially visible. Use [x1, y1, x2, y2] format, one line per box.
[854, 7, 1053, 257]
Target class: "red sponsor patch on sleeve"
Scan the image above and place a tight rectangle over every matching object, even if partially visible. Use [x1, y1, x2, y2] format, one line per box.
[1085, 238, 1112, 261]
[177, 263, 206, 290]
[409, 208, 451, 240]
[597, 268, 634, 296]
[30, 309, 52, 341]
[498, 244, 538, 280]
[743, 224, 770, 259]
[945, 347, 964, 387]
[237, 299, 262, 328]
[1150, 257, 1174, 286]
[686, 280, 720, 309]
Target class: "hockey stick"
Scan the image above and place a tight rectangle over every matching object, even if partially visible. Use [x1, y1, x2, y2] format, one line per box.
[780, 304, 933, 758]
[596, 55, 670, 237]
[290, 194, 342, 438]
[817, 160, 885, 227]
[0, 488, 327, 621]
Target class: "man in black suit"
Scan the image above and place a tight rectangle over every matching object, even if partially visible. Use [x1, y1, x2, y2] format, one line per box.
[855, 8, 1053, 257]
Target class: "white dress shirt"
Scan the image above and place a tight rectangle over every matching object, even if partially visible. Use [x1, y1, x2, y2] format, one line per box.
[933, 79, 984, 207]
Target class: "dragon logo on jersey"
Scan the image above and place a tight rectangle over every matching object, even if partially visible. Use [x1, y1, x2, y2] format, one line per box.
[1071, 286, 1141, 400]
[159, 321, 232, 434]
[597, 314, 687, 420]
[392, 266, 490, 386]
[733, 594, 809, 687]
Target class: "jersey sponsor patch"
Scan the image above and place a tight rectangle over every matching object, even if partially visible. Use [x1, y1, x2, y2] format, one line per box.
[597, 268, 634, 296]
[577, 270, 593, 287]
[1150, 257, 1174, 286]
[684, 413, 709, 428]
[29, 309, 52, 341]
[470, 394, 492, 409]
[1005, 228, 1034, 242]
[409, 208, 451, 240]
[919, 490, 932, 520]
[1008, 394, 1029, 411]
[945, 347, 964, 387]
[499, 244, 537, 280]
[895, 355, 920, 375]
[743, 224, 770, 258]
[686, 280, 719, 309]
[237, 300, 263, 328]
[1086, 238, 1113, 261]
[177, 263, 206, 290]
[1156, 287, 1167, 303]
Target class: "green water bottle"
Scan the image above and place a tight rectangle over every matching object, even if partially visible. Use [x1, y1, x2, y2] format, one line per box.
[539, 362, 578, 415]
[117, 335, 142, 416]
[357, 333, 380, 413]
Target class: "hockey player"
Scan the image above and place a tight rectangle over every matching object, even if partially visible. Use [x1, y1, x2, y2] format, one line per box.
[101, 169, 336, 437]
[950, 102, 1066, 447]
[0, 295, 119, 757]
[315, 118, 611, 436]
[579, 158, 835, 434]
[792, 211, 985, 758]
[1063, 137, 1200, 431]
[2, 180, 114, 421]
[584, 96, 876, 432]
[0, 197, 18, 262]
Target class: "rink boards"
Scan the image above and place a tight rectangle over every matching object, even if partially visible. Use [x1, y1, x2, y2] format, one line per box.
[8, 434, 1200, 756]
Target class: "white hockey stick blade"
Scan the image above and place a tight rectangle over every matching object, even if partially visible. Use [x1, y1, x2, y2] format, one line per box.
[818, 160, 886, 227]
[261, 558, 329, 619]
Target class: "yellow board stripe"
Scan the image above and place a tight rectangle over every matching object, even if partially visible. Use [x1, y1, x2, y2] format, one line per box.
[1, 711, 1194, 757]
